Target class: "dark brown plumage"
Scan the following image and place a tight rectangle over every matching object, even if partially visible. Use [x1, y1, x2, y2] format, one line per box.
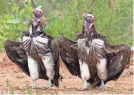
[58, 13, 131, 89]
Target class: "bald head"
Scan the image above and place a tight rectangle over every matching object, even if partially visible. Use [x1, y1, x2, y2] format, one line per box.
[82, 13, 94, 23]
[32, 6, 43, 18]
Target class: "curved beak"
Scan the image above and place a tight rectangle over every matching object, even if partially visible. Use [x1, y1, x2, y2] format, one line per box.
[82, 13, 86, 17]
[32, 9, 35, 13]
[83, 13, 94, 23]
[82, 13, 89, 22]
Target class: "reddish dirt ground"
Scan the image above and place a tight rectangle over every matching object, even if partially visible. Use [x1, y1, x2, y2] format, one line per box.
[0, 52, 133, 94]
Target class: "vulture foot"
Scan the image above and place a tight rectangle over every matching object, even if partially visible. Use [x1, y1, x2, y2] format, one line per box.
[32, 87, 38, 89]
[51, 86, 58, 89]
[96, 80, 106, 89]
[80, 80, 90, 91]
[32, 80, 38, 89]
[43, 85, 58, 89]
[96, 85, 106, 89]
[43, 79, 53, 89]
[80, 88, 89, 91]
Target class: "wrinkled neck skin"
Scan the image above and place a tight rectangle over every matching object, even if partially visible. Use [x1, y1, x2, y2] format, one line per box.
[84, 21, 94, 37]
[84, 21, 93, 32]
[33, 16, 41, 26]
[28, 16, 41, 36]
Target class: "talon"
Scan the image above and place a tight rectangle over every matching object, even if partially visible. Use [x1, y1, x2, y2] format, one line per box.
[43, 85, 52, 89]
[51, 86, 58, 89]
[96, 80, 106, 89]
[32, 86, 38, 89]
[42, 87, 48, 90]
[43, 79, 53, 89]
[96, 85, 106, 89]
[80, 87, 89, 91]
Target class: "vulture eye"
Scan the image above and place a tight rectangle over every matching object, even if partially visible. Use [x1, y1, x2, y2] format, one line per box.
[37, 10, 40, 13]
[89, 16, 92, 18]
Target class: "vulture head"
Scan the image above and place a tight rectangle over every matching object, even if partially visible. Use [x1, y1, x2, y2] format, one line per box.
[82, 13, 94, 30]
[83, 13, 94, 23]
[32, 6, 43, 25]
[32, 6, 43, 18]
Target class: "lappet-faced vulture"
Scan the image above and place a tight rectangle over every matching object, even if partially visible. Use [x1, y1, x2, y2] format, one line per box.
[4, 6, 60, 89]
[58, 13, 131, 90]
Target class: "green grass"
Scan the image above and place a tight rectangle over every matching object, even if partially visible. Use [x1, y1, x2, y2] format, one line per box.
[0, 0, 133, 50]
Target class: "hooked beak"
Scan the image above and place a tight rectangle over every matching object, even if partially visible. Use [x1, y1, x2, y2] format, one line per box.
[32, 9, 35, 14]
[82, 13, 90, 22]
[82, 13, 94, 23]
[82, 13, 86, 17]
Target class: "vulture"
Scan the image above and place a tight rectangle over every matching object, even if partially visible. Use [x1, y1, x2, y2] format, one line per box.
[4, 6, 60, 89]
[58, 13, 131, 90]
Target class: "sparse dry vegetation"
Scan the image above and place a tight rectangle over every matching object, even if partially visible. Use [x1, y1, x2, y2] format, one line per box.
[0, 52, 133, 94]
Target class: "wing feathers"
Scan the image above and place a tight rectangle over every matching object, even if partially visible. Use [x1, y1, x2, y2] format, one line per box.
[58, 35, 80, 77]
[4, 40, 30, 76]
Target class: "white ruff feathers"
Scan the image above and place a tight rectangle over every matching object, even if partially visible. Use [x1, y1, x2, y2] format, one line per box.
[32, 36, 49, 47]
[23, 36, 30, 42]
[91, 39, 104, 48]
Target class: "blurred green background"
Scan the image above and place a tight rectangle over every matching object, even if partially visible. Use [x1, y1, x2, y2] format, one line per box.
[0, 0, 133, 50]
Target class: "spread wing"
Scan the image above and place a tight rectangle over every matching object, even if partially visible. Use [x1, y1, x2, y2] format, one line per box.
[106, 43, 131, 81]
[4, 40, 30, 76]
[4, 40, 48, 79]
[58, 35, 80, 77]
[92, 43, 131, 87]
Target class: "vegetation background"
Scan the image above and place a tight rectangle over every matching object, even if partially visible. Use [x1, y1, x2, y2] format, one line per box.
[0, 0, 133, 50]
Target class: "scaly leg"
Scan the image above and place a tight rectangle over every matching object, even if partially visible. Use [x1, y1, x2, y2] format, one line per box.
[32, 80, 37, 89]
[28, 56, 39, 89]
[45, 78, 52, 88]
[42, 53, 55, 89]
[81, 79, 88, 90]
[97, 58, 107, 89]
[79, 60, 90, 90]
[98, 80, 105, 89]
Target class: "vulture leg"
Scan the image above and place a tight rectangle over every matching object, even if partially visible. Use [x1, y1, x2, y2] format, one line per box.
[33, 80, 37, 89]
[28, 56, 39, 89]
[79, 59, 90, 90]
[82, 79, 88, 90]
[96, 58, 107, 89]
[41, 52, 55, 88]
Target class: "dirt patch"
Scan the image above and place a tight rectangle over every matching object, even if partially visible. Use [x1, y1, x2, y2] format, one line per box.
[0, 52, 133, 94]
